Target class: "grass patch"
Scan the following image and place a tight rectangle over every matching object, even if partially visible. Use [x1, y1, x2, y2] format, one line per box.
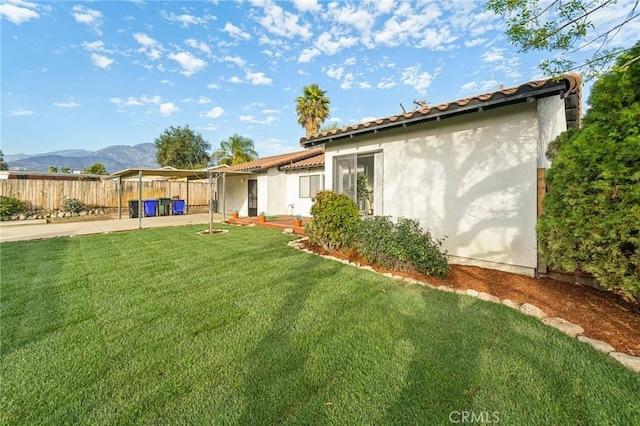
[1, 224, 639, 424]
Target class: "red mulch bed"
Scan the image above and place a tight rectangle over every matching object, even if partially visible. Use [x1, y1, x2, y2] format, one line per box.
[301, 241, 640, 355]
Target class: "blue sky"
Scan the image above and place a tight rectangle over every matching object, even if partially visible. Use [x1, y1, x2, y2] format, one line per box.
[1, 0, 637, 157]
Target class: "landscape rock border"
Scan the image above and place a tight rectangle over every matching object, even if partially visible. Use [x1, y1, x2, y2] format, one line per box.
[4, 207, 118, 221]
[287, 236, 640, 374]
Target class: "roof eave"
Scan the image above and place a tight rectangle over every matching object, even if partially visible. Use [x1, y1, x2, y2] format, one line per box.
[301, 82, 568, 148]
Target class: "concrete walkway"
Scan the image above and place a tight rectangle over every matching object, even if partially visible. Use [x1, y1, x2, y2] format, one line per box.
[0, 213, 221, 243]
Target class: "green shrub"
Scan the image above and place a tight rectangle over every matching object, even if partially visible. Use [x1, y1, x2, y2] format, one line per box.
[306, 191, 360, 252]
[538, 43, 640, 299]
[0, 196, 23, 220]
[62, 198, 83, 213]
[356, 216, 449, 278]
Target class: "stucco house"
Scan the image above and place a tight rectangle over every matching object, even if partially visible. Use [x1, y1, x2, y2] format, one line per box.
[299, 75, 582, 276]
[219, 148, 324, 218]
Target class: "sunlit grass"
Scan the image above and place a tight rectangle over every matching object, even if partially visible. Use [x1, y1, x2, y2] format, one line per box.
[1, 224, 639, 424]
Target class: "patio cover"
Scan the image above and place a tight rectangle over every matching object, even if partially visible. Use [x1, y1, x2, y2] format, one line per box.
[108, 166, 250, 230]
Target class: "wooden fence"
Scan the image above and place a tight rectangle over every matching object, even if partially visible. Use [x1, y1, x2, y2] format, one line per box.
[0, 178, 212, 210]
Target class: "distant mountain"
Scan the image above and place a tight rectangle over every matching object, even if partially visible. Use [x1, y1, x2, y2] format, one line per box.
[6, 143, 159, 173]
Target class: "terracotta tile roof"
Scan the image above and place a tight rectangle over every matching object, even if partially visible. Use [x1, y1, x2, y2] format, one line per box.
[221, 148, 323, 172]
[280, 153, 325, 170]
[301, 74, 582, 147]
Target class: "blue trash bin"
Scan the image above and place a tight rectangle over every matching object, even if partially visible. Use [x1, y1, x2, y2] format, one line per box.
[143, 199, 158, 217]
[172, 199, 185, 215]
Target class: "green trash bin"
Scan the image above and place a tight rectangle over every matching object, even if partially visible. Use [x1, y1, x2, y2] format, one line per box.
[158, 198, 171, 216]
[128, 200, 139, 218]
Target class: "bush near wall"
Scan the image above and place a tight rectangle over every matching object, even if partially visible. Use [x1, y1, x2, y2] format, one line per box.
[305, 191, 360, 252]
[538, 43, 640, 299]
[0, 196, 23, 220]
[357, 216, 449, 279]
[306, 191, 449, 278]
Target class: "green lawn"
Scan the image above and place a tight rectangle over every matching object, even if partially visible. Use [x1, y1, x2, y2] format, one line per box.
[1, 224, 639, 425]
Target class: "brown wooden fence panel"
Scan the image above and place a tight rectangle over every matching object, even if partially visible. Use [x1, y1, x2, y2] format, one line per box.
[0, 179, 211, 210]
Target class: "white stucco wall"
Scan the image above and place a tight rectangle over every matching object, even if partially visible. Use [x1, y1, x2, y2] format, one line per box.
[325, 102, 542, 275]
[537, 96, 567, 168]
[222, 174, 254, 215]
[284, 169, 325, 216]
[265, 168, 287, 215]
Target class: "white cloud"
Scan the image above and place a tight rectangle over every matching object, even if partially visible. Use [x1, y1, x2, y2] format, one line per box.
[223, 55, 246, 67]
[198, 96, 212, 104]
[204, 106, 224, 118]
[461, 81, 478, 93]
[374, 3, 443, 47]
[479, 79, 499, 91]
[53, 100, 80, 108]
[325, 65, 343, 80]
[492, 59, 522, 79]
[229, 76, 243, 84]
[124, 97, 144, 106]
[258, 34, 286, 47]
[402, 65, 433, 93]
[239, 115, 277, 125]
[133, 32, 162, 60]
[292, 0, 322, 13]
[365, 0, 394, 14]
[262, 48, 283, 58]
[246, 71, 272, 85]
[257, 3, 312, 40]
[377, 77, 396, 89]
[298, 47, 320, 63]
[160, 102, 179, 116]
[140, 95, 161, 104]
[416, 27, 457, 50]
[207, 82, 221, 90]
[243, 101, 266, 111]
[0, 1, 39, 25]
[359, 81, 372, 89]
[81, 40, 106, 52]
[161, 11, 210, 27]
[111, 95, 162, 108]
[340, 73, 354, 90]
[168, 52, 206, 76]
[71, 5, 103, 35]
[314, 32, 358, 56]
[91, 53, 114, 69]
[464, 37, 486, 48]
[185, 38, 211, 55]
[481, 47, 504, 62]
[327, 3, 374, 33]
[222, 22, 251, 40]
[8, 108, 35, 116]
[344, 57, 356, 66]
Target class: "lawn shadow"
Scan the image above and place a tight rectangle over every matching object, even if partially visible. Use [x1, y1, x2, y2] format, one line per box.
[380, 289, 508, 424]
[236, 253, 339, 425]
[0, 238, 71, 357]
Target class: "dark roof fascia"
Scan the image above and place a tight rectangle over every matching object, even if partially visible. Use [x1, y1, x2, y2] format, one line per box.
[302, 82, 567, 148]
[279, 163, 324, 172]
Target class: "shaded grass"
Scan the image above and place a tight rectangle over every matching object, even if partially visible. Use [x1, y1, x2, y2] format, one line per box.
[1, 224, 639, 425]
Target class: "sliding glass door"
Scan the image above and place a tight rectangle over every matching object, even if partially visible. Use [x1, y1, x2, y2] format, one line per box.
[333, 152, 381, 215]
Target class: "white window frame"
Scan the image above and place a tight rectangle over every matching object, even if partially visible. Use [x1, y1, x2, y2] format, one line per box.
[299, 174, 323, 198]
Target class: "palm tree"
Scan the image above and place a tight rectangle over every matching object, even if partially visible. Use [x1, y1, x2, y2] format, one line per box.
[212, 134, 258, 166]
[296, 84, 330, 137]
